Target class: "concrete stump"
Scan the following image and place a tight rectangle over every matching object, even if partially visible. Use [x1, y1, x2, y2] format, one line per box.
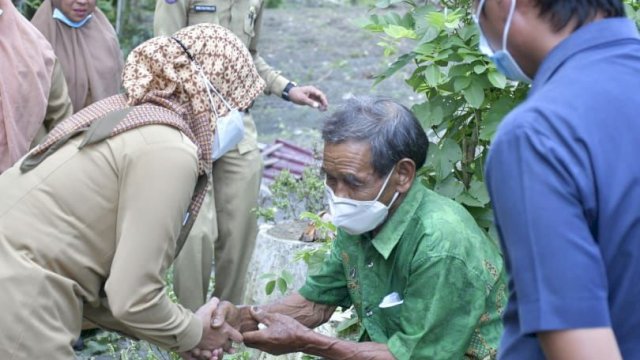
[243, 224, 347, 360]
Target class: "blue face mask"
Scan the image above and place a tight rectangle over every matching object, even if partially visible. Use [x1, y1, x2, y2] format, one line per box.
[52, 8, 93, 28]
[474, 0, 531, 83]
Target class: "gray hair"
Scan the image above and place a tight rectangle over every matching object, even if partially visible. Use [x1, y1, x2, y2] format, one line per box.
[322, 96, 428, 177]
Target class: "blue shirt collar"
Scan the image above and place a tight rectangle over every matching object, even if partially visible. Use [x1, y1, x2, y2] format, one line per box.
[531, 18, 639, 94]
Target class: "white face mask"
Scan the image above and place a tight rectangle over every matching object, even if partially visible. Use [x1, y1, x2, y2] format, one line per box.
[473, 0, 532, 83]
[197, 66, 245, 161]
[325, 167, 399, 235]
[52, 8, 93, 28]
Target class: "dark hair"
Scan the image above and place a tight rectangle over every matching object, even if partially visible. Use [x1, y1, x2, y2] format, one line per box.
[322, 96, 429, 177]
[533, 0, 625, 31]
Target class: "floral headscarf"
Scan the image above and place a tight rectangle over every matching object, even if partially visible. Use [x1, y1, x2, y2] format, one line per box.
[27, 24, 265, 220]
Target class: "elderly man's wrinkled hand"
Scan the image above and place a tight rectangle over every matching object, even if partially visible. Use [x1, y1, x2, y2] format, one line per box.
[288, 85, 329, 111]
[242, 306, 310, 355]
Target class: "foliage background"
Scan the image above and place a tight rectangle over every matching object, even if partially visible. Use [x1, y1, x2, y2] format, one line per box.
[366, 0, 640, 240]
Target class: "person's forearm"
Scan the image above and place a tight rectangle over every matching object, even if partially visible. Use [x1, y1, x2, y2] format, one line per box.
[260, 292, 335, 329]
[539, 328, 622, 360]
[299, 330, 394, 360]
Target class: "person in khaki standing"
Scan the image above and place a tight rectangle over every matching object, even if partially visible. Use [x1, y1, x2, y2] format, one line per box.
[154, 0, 329, 308]
[0, 0, 72, 174]
[0, 24, 263, 359]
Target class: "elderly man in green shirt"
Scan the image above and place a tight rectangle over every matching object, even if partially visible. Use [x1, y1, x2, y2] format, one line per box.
[207, 96, 506, 360]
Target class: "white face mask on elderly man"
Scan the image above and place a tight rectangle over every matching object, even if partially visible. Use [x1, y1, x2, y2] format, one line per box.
[325, 167, 399, 235]
[197, 67, 245, 161]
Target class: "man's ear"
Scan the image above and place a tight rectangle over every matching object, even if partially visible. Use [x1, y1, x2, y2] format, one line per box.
[394, 158, 415, 193]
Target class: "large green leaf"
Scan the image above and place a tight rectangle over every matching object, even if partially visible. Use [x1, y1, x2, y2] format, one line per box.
[424, 65, 442, 86]
[466, 206, 495, 229]
[474, 64, 487, 74]
[463, 82, 485, 108]
[427, 139, 462, 180]
[459, 23, 479, 41]
[448, 63, 473, 77]
[487, 71, 507, 89]
[453, 76, 471, 91]
[456, 192, 485, 207]
[425, 11, 446, 31]
[434, 174, 464, 199]
[468, 179, 490, 205]
[276, 277, 288, 294]
[412, 101, 444, 128]
[265, 280, 276, 295]
[479, 96, 516, 140]
[384, 24, 417, 39]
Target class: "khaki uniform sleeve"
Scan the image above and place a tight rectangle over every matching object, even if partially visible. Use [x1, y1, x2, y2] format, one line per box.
[44, 59, 73, 131]
[250, 4, 289, 96]
[102, 138, 202, 352]
[30, 59, 74, 148]
[154, 0, 190, 36]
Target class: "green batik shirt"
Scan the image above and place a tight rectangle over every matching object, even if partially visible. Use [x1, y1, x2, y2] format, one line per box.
[299, 181, 507, 360]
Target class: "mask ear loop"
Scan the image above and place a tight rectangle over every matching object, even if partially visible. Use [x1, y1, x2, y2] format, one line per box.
[201, 75, 234, 112]
[195, 64, 220, 119]
[502, 0, 517, 51]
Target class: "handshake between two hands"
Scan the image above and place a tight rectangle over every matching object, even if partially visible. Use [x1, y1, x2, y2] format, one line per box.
[181, 297, 307, 360]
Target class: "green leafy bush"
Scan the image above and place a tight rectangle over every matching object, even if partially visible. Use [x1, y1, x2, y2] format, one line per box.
[364, 0, 527, 239]
[365, 0, 640, 239]
[255, 167, 325, 223]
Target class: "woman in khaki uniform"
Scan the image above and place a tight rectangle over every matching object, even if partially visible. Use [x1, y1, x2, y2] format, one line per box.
[31, 0, 124, 112]
[154, 0, 329, 310]
[0, 24, 264, 359]
[0, 0, 72, 174]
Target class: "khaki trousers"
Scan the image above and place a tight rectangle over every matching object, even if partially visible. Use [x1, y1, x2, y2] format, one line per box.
[173, 146, 262, 309]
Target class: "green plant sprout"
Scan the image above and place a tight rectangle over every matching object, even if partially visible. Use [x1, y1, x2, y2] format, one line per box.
[260, 270, 295, 296]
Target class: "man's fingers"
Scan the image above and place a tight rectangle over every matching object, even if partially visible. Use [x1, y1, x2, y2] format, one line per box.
[203, 297, 220, 315]
[248, 306, 272, 326]
[241, 329, 263, 345]
[225, 323, 244, 342]
[210, 301, 231, 328]
[304, 87, 328, 108]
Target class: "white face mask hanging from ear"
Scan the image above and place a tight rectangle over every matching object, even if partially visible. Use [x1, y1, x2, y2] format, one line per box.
[473, 0, 532, 83]
[325, 166, 399, 235]
[196, 65, 245, 161]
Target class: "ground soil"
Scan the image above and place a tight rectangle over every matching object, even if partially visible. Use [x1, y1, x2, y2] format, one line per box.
[252, 2, 420, 147]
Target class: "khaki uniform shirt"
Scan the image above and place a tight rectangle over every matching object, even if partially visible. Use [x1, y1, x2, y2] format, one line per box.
[154, 0, 289, 153]
[0, 124, 202, 358]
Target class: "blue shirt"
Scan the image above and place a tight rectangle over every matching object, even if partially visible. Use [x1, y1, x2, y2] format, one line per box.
[485, 18, 640, 359]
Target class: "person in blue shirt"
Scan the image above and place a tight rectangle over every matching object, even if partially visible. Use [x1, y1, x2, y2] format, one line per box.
[476, 0, 640, 358]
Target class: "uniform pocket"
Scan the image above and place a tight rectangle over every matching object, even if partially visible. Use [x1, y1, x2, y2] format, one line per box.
[243, 0, 262, 37]
[188, 0, 219, 26]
